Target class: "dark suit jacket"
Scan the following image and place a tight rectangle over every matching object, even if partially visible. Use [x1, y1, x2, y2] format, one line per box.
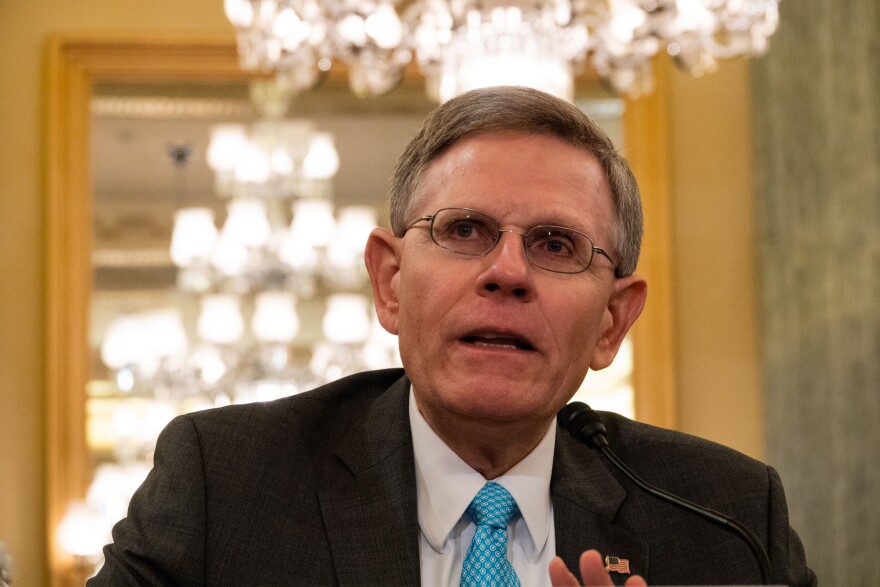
[90, 369, 815, 586]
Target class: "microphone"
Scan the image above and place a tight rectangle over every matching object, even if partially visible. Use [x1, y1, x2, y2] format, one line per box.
[558, 402, 771, 585]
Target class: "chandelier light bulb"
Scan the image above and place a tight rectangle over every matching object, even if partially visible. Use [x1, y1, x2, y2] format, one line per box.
[170, 208, 218, 267]
[336, 205, 377, 244]
[234, 140, 273, 185]
[279, 233, 320, 272]
[252, 291, 300, 343]
[302, 132, 340, 180]
[86, 463, 150, 525]
[142, 401, 178, 446]
[144, 309, 189, 359]
[222, 199, 272, 249]
[198, 294, 245, 344]
[608, 0, 649, 44]
[337, 13, 368, 47]
[210, 229, 250, 276]
[274, 120, 317, 161]
[290, 198, 337, 248]
[365, 2, 404, 50]
[101, 315, 147, 370]
[675, 0, 717, 34]
[57, 502, 109, 559]
[272, 6, 302, 39]
[327, 205, 378, 268]
[225, 0, 781, 99]
[188, 345, 228, 386]
[271, 147, 294, 176]
[223, 0, 253, 27]
[207, 124, 249, 175]
[323, 294, 372, 345]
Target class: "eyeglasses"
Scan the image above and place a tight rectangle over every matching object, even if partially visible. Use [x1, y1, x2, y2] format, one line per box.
[404, 207, 617, 275]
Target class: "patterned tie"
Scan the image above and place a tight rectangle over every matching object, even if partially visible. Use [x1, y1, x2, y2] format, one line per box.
[460, 482, 522, 587]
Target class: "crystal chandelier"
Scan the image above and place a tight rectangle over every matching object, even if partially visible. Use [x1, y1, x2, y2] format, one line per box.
[224, 0, 781, 100]
[100, 86, 401, 405]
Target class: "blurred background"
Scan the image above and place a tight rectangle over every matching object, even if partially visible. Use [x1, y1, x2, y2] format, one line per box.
[1, 0, 877, 585]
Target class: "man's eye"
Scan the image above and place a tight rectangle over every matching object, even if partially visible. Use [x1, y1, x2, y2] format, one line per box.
[534, 234, 576, 256]
[449, 221, 483, 239]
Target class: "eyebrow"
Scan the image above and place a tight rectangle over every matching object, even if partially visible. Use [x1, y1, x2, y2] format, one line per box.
[507, 213, 596, 237]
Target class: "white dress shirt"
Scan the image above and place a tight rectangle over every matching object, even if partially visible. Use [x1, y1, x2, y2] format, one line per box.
[409, 389, 558, 586]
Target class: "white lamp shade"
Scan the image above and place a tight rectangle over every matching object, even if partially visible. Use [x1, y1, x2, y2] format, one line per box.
[290, 198, 336, 247]
[57, 502, 109, 558]
[222, 199, 272, 248]
[331, 205, 377, 258]
[363, 310, 402, 369]
[279, 235, 319, 271]
[302, 132, 340, 179]
[170, 208, 218, 267]
[101, 315, 147, 369]
[252, 291, 300, 343]
[198, 294, 245, 344]
[325, 206, 376, 271]
[87, 462, 150, 525]
[188, 344, 228, 386]
[323, 293, 371, 344]
[144, 309, 189, 359]
[210, 230, 250, 276]
[207, 124, 249, 174]
[261, 119, 315, 162]
[234, 139, 273, 184]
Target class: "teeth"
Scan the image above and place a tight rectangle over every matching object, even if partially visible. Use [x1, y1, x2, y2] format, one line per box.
[463, 334, 532, 350]
[473, 339, 519, 350]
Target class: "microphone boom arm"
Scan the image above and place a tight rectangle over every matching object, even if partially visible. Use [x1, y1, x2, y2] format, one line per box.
[559, 402, 771, 585]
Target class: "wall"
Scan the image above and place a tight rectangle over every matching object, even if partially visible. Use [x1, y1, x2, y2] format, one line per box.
[667, 60, 763, 459]
[753, 0, 880, 583]
[0, 2, 761, 584]
[0, 3, 232, 585]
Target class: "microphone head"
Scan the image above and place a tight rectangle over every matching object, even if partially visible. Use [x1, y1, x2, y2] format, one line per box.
[558, 401, 609, 450]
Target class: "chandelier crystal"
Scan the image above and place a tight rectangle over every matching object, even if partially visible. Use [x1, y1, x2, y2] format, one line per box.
[99, 85, 401, 405]
[224, 0, 781, 100]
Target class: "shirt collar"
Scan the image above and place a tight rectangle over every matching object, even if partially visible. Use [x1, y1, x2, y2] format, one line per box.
[409, 388, 556, 556]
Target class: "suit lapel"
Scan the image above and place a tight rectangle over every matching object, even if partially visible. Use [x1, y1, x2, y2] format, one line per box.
[317, 379, 650, 586]
[318, 376, 421, 586]
[552, 428, 650, 585]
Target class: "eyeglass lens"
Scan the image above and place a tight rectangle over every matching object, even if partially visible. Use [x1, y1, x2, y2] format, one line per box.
[429, 208, 594, 274]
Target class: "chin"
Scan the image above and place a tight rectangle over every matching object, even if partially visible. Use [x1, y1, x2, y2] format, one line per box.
[448, 387, 553, 423]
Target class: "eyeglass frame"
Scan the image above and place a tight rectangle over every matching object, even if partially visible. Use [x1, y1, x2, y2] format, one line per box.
[404, 207, 618, 275]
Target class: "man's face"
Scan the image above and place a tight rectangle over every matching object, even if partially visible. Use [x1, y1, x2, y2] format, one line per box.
[367, 132, 646, 433]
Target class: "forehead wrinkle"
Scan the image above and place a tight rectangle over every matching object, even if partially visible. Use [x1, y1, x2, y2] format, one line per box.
[409, 133, 614, 241]
[403, 143, 478, 225]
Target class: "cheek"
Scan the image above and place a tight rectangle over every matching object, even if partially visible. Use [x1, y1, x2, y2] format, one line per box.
[396, 265, 453, 341]
[554, 293, 610, 357]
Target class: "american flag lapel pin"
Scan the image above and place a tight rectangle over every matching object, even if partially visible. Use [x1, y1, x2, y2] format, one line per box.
[604, 555, 631, 575]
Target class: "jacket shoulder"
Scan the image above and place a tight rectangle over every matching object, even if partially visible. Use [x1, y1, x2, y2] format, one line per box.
[175, 368, 408, 463]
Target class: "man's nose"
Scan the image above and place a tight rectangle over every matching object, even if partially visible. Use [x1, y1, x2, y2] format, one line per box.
[476, 231, 535, 300]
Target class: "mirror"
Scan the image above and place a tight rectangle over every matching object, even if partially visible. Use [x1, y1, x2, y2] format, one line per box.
[47, 36, 675, 586]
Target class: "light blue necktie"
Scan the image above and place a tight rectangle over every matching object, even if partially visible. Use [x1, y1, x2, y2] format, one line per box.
[460, 482, 522, 587]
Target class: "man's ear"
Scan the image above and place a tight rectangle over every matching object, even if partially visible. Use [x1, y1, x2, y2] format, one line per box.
[590, 275, 648, 370]
[364, 227, 402, 335]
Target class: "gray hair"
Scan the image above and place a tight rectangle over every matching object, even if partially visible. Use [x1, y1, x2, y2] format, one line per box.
[388, 86, 643, 277]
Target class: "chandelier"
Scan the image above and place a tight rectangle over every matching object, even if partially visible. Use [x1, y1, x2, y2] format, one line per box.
[223, 0, 781, 100]
[99, 82, 401, 406]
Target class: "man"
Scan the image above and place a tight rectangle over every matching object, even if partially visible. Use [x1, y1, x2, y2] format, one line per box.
[90, 86, 814, 586]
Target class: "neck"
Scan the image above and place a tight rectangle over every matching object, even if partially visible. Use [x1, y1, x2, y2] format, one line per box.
[418, 405, 552, 480]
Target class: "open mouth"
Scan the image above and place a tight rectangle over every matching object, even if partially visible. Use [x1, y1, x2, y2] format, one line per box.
[461, 334, 535, 351]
